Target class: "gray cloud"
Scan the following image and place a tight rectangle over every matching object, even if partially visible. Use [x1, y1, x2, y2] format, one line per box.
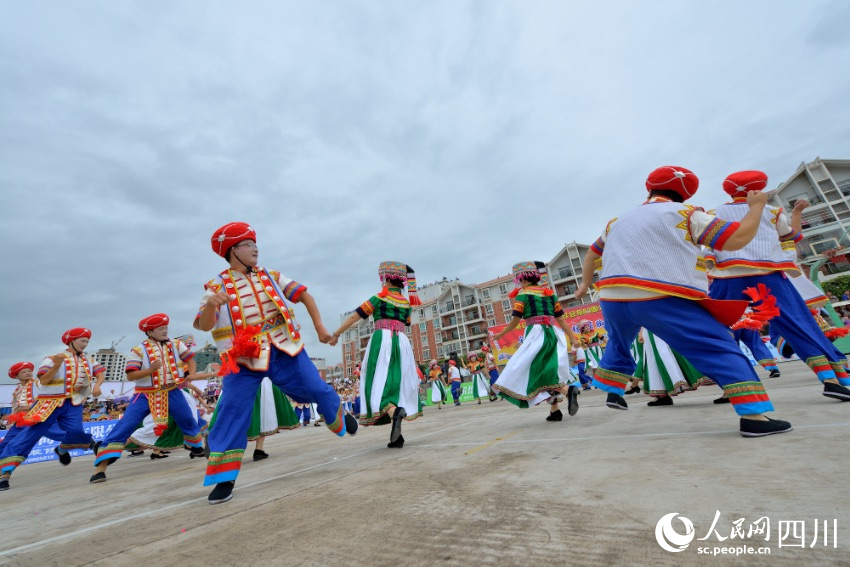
[2, 1, 849, 382]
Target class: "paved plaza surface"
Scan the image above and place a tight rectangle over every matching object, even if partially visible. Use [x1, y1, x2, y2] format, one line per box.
[1, 360, 848, 566]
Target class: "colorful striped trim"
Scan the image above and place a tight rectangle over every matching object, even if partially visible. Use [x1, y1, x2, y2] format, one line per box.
[591, 238, 605, 255]
[723, 382, 772, 411]
[326, 405, 345, 436]
[282, 281, 307, 302]
[94, 442, 125, 465]
[183, 433, 204, 447]
[597, 276, 708, 300]
[806, 355, 835, 379]
[179, 350, 195, 362]
[830, 362, 848, 380]
[697, 219, 739, 250]
[204, 449, 245, 486]
[125, 362, 143, 371]
[593, 367, 632, 391]
[779, 228, 803, 243]
[358, 300, 375, 316]
[0, 456, 25, 473]
[711, 259, 800, 272]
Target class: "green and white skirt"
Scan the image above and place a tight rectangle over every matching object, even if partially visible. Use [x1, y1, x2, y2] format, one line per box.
[471, 371, 491, 399]
[635, 329, 712, 397]
[208, 377, 300, 440]
[586, 345, 604, 369]
[431, 380, 446, 403]
[492, 324, 578, 408]
[360, 329, 423, 425]
[126, 389, 206, 451]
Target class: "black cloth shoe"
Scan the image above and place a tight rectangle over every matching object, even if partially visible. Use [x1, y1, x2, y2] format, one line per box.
[769, 369, 781, 378]
[0, 479, 9, 491]
[823, 381, 850, 401]
[89, 472, 107, 483]
[203, 438, 210, 459]
[189, 447, 205, 459]
[390, 407, 407, 444]
[739, 417, 793, 437]
[253, 449, 269, 461]
[208, 481, 235, 505]
[605, 393, 628, 410]
[150, 453, 169, 460]
[344, 412, 359, 436]
[567, 387, 580, 416]
[545, 409, 563, 422]
[648, 396, 673, 407]
[713, 396, 731, 404]
[624, 386, 640, 395]
[55, 447, 72, 466]
[387, 434, 405, 448]
[128, 450, 145, 457]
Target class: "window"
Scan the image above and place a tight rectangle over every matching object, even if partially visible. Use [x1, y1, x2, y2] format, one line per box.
[345, 354, 351, 361]
[558, 266, 573, 280]
[418, 309, 425, 318]
[433, 319, 441, 329]
[498, 283, 508, 295]
[431, 305, 438, 315]
[502, 299, 511, 311]
[419, 322, 427, 332]
[482, 289, 490, 299]
[423, 349, 430, 360]
[422, 335, 429, 345]
[485, 304, 494, 314]
[504, 313, 512, 323]
[437, 347, 444, 357]
[487, 317, 496, 327]
[446, 301, 454, 311]
[463, 294, 474, 306]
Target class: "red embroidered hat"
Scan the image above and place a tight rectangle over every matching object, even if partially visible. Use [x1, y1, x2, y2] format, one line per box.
[449, 360, 457, 366]
[645, 166, 699, 200]
[211, 222, 256, 257]
[8, 362, 34, 378]
[139, 313, 170, 332]
[723, 170, 768, 197]
[62, 327, 91, 345]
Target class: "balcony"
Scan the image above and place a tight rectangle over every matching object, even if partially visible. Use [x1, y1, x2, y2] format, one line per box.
[557, 268, 574, 280]
[462, 296, 476, 307]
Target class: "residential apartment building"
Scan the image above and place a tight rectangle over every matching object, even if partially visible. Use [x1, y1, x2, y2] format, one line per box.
[91, 348, 127, 382]
[338, 242, 594, 378]
[769, 157, 850, 276]
[193, 344, 221, 373]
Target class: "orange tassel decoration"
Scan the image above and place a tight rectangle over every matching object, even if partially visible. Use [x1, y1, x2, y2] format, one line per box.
[731, 283, 781, 330]
[153, 423, 168, 436]
[508, 288, 520, 299]
[378, 286, 389, 299]
[4, 411, 38, 427]
[217, 324, 262, 377]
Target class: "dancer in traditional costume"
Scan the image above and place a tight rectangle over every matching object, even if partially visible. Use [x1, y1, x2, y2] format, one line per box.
[207, 377, 300, 461]
[428, 360, 447, 409]
[578, 320, 606, 370]
[448, 360, 462, 405]
[196, 222, 356, 504]
[481, 345, 500, 397]
[124, 384, 209, 459]
[706, 171, 850, 401]
[331, 261, 423, 448]
[0, 363, 65, 451]
[90, 314, 205, 482]
[467, 353, 493, 403]
[634, 328, 712, 406]
[733, 329, 780, 378]
[0, 329, 104, 490]
[491, 262, 581, 422]
[576, 165, 791, 437]
[573, 345, 593, 391]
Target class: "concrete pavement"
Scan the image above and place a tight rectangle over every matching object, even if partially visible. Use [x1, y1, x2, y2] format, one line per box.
[0, 360, 848, 566]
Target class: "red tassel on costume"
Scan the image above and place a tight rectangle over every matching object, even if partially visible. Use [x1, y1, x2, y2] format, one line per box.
[508, 288, 520, 299]
[153, 423, 168, 436]
[825, 327, 850, 340]
[731, 284, 781, 331]
[217, 324, 262, 377]
[543, 288, 553, 296]
[5, 411, 38, 427]
[378, 286, 389, 298]
[408, 292, 422, 306]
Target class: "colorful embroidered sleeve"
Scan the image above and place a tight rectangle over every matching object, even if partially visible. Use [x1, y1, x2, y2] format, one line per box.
[511, 295, 527, 318]
[355, 296, 380, 319]
[276, 273, 307, 302]
[125, 346, 144, 373]
[176, 340, 195, 362]
[37, 356, 54, 377]
[690, 209, 739, 251]
[91, 361, 105, 376]
[553, 300, 565, 318]
[590, 218, 616, 255]
[775, 211, 803, 243]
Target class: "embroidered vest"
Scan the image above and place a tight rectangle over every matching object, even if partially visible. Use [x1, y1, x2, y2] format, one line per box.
[132, 339, 185, 392]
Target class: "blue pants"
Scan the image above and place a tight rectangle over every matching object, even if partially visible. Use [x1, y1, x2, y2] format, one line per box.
[205, 348, 343, 485]
[769, 323, 848, 366]
[94, 388, 203, 465]
[488, 369, 499, 386]
[592, 297, 773, 416]
[451, 381, 461, 403]
[734, 329, 777, 371]
[0, 421, 65, 448]
[0, 402, 91, 474]
[576, 361, 592, 385]
[711, 272, 849, 385]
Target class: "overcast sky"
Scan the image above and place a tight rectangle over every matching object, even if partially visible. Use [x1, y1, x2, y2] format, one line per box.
[2, 1, 849, 384]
